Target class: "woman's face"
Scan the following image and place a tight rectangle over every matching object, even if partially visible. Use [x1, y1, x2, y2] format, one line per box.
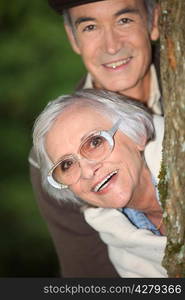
[46, 104, 145, 208]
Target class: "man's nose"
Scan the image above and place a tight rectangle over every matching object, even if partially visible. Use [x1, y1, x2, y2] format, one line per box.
[103, 28, 122, 55]
[79, 159, 102, 180]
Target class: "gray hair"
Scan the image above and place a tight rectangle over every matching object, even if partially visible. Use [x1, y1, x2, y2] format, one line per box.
[33, 88, 155, 206]
[63, 0, 157, 32]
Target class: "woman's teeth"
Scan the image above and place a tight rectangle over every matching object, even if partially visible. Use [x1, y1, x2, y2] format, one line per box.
[93, 170, 118, 192]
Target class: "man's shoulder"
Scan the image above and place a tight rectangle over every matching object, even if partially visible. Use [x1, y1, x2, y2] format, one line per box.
[153, 114, 164, 134]
[75, 74, 88, 91]
[29, 74, 89, 169]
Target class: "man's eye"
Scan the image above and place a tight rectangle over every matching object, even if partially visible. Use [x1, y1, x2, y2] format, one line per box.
[118, 18, 133, 25]
[83, 24, 96, 32]
[60, 159, 74, 172]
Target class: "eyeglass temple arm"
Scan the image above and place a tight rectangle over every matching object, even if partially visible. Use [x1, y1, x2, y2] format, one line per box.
[109, 118, 122, 136]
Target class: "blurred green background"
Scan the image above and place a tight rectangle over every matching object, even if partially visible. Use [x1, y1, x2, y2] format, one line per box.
[0, 0, 85, 276]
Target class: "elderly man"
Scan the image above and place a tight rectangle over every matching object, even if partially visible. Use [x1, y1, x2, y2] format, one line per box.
[29, 0, 161, 277]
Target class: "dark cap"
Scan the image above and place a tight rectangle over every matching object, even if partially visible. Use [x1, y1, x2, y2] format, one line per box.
[48, 0, 105, 14]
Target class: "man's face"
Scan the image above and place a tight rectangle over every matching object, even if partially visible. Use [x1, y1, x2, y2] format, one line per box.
[65, 0, 159, 100]
[46, 105, 145, 208]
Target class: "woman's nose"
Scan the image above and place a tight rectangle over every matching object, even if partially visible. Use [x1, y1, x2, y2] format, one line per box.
[79, 159, 102, 180]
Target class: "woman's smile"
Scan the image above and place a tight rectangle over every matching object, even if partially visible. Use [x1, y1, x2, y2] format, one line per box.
[92, 169, 119, 194]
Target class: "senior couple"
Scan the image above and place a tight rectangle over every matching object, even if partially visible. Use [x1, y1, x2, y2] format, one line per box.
[30, 0, 167, 277]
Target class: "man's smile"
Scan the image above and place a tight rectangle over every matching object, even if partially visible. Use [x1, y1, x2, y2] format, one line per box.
[103, 57, 133, 70]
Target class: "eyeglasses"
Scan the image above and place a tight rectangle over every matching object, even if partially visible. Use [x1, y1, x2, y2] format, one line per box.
[47, 118, 122, 189]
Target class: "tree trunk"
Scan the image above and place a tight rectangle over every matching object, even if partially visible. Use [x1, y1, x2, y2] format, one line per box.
[158, 0, 185, 277]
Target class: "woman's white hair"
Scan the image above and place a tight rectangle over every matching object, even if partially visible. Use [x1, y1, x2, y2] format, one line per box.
[33, 88, 155, 206]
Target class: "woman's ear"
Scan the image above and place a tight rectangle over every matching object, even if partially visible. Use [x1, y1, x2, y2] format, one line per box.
[136, 136, 147, 152]
[64, 24, 81, 55]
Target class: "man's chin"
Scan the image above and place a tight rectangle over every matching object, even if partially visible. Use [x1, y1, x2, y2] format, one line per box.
[94, 79, 135, 94]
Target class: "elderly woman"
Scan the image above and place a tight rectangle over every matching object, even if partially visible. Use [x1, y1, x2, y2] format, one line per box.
[33, 89, 167, 278]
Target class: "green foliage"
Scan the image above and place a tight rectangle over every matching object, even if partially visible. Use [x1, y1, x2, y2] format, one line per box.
[0, 0, 85, 276]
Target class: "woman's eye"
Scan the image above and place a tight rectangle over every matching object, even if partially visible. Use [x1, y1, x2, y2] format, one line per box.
[83, 24, 96, 32]
[61, 160, 74, 172]
[90, 136, 103, 148]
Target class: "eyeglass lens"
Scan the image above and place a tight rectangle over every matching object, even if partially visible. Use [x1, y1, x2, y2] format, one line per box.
[52, 134, 112, 185]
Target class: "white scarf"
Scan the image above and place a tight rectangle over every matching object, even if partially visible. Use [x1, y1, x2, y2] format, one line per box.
[84, 115, 167, 278]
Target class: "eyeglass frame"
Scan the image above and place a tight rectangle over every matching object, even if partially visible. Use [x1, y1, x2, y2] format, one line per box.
[47, 118, 122, 190]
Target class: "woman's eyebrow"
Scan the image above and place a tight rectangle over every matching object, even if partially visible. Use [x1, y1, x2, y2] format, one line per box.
[80, 129, 100, 143]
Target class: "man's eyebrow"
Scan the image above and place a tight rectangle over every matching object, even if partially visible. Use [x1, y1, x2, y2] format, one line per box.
[114, 7, 140, 17]
[74, 17, 96, 28]
[74, 7, 140, 28]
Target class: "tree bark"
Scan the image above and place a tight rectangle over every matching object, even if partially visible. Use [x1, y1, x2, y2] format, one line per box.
[158, 0, 185, 277]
